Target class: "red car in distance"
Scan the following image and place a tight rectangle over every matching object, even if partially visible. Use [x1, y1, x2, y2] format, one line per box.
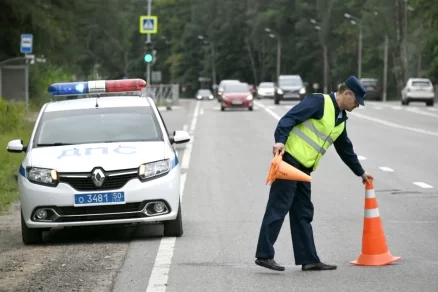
[220, 83, 254, 111]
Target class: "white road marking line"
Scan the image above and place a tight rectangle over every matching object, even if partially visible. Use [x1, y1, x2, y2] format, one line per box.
[391, 106, 402, 110]
[428, 108, 437, 111]
[379, 166, 394, 172]
[254, 101, 282, 121]
[413, 182, 433, 189]
[349, 111, 438, 137]
[373, 106, 383, 110]
[267, 105, 275, 109]
[405, 107, 438, 119]
[146, 101, 200, 292]
[358, 156, 367, 160]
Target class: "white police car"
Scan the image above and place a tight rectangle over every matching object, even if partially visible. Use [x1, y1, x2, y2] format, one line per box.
[6, 79, 190, 244]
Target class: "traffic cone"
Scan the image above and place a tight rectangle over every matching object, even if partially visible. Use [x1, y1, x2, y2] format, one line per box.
[350, 178, 401, 266]
[265, 153, 312, 185]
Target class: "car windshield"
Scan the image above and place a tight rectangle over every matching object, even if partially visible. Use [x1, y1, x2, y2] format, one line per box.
[279, 78, 302, 86]
[411, 81, 431, 87]
[34, 106, 162, 146]
[259, 83, 274, 88]
[361, 79, 378, 86]
[198, 89, 212, 94]
[224, 84, 249, 92]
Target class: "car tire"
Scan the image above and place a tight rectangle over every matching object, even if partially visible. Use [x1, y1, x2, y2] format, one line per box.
[401, 99, 409, 106]
[164, 201, 183, 237]
[220, 103, 225, 111]
[426, 100, 434, 106]
[248, 106, 253, 111]
[21, 211, 43, 245]
[274, 99, 280, 105]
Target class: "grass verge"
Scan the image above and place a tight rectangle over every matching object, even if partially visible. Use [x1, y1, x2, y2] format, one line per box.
[0, 123, 33, 213]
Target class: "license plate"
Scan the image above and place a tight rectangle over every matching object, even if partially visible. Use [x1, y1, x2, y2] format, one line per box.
[284, 93, 298, 97]
[74, 192, 125, 206]
[231, 100, 243, 105]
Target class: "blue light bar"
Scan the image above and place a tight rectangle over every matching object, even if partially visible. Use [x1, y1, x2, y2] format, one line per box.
[48, 82, 89, 96]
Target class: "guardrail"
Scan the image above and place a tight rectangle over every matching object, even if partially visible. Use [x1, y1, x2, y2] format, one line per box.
[143, 84, 180, 110]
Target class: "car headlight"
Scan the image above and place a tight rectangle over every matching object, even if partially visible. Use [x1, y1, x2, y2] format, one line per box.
[197, 95, 202, 99]
[209, 95, 214, 99]
[247, 94, 253, 100]
[277, 88, 283, 94]
[27, 167, 58, 187]
[300, 87, 306, 94]
[138, 159, 170, 181]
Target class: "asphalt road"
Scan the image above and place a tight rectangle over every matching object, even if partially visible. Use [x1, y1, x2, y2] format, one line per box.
[113, 98, 438, 292]
[1, 97, 437, 292]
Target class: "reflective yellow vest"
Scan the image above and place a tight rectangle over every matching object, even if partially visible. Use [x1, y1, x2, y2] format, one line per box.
[284, 94, 345, 171]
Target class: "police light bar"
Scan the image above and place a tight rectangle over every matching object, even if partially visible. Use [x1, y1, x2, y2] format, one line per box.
[47, 79, 147, 96]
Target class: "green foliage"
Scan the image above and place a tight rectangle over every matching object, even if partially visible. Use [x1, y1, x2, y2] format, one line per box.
[1, 0, 437, 100]
[0, 97, 33, 211]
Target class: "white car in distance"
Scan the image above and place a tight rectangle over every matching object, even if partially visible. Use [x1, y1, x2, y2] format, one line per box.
[7, 78, 190, 244]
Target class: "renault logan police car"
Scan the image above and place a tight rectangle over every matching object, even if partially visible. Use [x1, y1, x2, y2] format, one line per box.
[6, 79, 190, 244]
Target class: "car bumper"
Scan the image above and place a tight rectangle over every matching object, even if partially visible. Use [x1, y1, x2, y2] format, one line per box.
[277, 92, 304, 100]
[222, 99, 253, 107]
[18, 167, 181, 228]
[257, 93, 274, 98]
[406, 93, 435, 100]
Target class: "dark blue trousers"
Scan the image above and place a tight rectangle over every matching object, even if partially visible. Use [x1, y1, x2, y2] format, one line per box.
[255, 154, 320, 265]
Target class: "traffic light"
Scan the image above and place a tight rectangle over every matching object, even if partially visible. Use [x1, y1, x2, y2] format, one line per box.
[144, 41, 153, 63]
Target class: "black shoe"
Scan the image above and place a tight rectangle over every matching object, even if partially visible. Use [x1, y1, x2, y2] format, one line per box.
[255, 258, 285, 271]
[302, 262, 337, 271]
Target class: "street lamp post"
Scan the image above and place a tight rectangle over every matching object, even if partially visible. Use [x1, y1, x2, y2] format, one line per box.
[310, 19, 328, 93]
[344, 13, 362, 79]
[265, 28, 281, 82]
[198, 35, 217, 89]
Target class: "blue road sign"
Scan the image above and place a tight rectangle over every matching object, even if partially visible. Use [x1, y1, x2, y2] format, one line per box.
[139, 16, 158, 34]
[21, 34, 33, 54]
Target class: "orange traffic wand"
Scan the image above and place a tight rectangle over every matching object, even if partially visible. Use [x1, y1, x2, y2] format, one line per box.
[265, 153, 312, 185]
[351, 178, 401, 266]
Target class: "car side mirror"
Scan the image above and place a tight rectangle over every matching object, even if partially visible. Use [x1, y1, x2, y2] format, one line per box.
[169, 130, 190, 144]
[7, 139, 26, 153]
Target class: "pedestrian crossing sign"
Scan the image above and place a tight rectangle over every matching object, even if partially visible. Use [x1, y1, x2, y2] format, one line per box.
[140, 16, 158, 34]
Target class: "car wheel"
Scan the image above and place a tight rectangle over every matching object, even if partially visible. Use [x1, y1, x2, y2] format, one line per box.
[274, 99, 280, 105]
[248, 106, 253, 111]
[21, 211, 43, 245]
[220, 104, 225, 111]
[426, 100, 434, 106]
[164, 201, 183, 237]
[401, 99, 408, 106]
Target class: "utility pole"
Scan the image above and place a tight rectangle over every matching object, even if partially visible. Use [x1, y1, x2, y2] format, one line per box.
[358, 24, 362, 79]
[146, 0, 152, 85]
[383, 35, 388, 102]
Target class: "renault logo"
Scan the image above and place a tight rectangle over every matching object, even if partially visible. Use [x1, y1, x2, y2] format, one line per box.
[91, 168, 105, 187]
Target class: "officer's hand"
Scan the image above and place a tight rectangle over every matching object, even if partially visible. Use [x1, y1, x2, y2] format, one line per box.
[361, 172, 373, 185]
[272, 143, 285, 156]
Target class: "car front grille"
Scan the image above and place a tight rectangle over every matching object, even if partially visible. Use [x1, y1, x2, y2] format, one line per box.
[58, 168, 138, 191]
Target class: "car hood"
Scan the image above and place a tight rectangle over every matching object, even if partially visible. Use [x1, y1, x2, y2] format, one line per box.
[29, 141, 167, 172]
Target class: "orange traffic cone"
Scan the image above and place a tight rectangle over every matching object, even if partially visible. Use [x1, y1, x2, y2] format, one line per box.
[265, 153, 312, 185]
[351, 178, 401, 266]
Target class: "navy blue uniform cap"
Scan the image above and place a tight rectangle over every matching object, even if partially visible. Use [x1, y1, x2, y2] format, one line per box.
[345, 76, 366, 106]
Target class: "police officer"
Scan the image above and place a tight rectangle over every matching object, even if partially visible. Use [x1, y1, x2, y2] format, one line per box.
[255, 76, 373, 271]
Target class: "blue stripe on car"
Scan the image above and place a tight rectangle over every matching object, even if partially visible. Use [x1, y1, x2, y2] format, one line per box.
[171, 155, 179, 169]
[19, 165, 26, 177]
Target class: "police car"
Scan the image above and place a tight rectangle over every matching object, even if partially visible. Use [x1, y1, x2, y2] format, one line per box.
[6, 79, 190, 244]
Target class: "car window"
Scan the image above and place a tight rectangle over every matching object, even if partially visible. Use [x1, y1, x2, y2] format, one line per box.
[259, 83, 274, 87]
[198, 89, 212, 94]
[224, 84, 249, 92]
[279, 78, 302, 87]
[411, 81, 432, 87]
[34, 106, 162, 146]
[361, 80, 378, 86]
